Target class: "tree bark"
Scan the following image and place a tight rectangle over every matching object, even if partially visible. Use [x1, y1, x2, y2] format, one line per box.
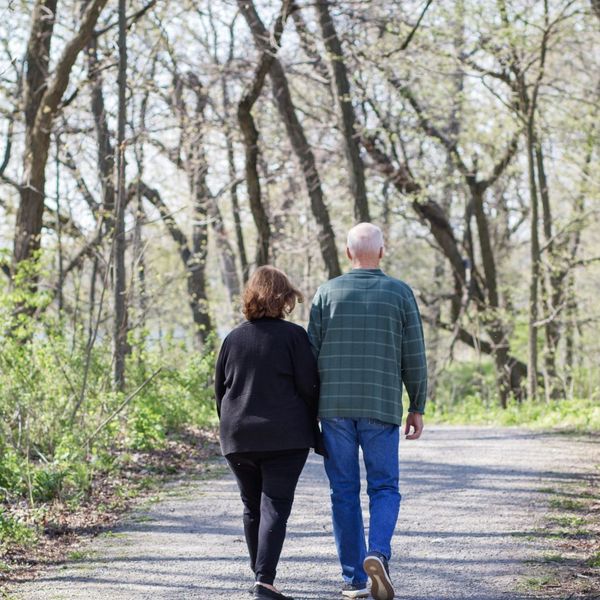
[238, 94, 271, 267]
[316, 0, 369, 222]
[208, 196, 241, 303]
[237, 0, 292, 268]
[525, 119, 540, 402]
[222, 78, 249, 283]
[114, 0, 128, 390]
[134, 182, 214, 339]
[13, 0, 109, 269]
[86, 29, 115, 230]
[239, 0, 341, 280]
[227, 133, 249, 283]
[535, 142, 563, 399]
[182, 75, 212, 342]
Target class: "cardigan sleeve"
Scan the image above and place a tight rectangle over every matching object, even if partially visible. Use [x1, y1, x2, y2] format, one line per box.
[292, 327, 320, 418]
[214, 338, 228, 418]
[307, 289, 323, 359]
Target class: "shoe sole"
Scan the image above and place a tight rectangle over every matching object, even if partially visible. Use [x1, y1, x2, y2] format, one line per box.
[341, 590, 369, 599]
[363, 556, 395, 600]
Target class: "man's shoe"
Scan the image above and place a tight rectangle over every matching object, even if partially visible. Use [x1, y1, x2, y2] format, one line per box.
[341, 582, 369, 598]
[363, 553, 394, 600]
[251, 582, 294, 600]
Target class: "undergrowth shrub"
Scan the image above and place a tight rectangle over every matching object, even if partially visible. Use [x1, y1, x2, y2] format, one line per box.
[0, 508, 36, 548]
[0, 263, 217, 508]
[428, 361, 600, 431]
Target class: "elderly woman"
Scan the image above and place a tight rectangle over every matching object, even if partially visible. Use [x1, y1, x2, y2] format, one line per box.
[215, 266, 319, 600]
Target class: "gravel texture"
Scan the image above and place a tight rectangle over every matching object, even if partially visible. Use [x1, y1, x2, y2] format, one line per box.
[11, 426, 599, 600]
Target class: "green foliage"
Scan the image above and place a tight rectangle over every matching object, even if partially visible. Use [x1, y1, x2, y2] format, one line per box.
[430, 360, 498, 409]
[587, 552, 600, 568]
[0, 509, 35, 547]
[0, 447, 26, 500]
[0, 275, 217, 507]
[429, 361, 600, 432]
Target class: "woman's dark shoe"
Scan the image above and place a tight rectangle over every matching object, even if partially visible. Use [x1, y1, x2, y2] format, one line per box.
[251, 582, 294, 600]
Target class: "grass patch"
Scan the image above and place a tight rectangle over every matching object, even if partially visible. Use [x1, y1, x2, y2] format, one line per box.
[524, 475, 600, 598]
[67, 549, 97, 561]
[548, 498, 585, 511]
[522, 575, 556, 590]
[99, 531, 126, 539]
[587, 552, 600, 568]
[548, 515, 585, 528]
[130, 515, 155, 523]
[0, 510, 36, 547]
[541, 553, 566, 563]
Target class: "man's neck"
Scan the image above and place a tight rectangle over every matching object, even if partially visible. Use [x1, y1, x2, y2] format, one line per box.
[352, 263, 380, 270]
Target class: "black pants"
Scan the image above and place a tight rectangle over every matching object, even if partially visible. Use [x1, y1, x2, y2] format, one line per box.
[226, 448, 309, 585]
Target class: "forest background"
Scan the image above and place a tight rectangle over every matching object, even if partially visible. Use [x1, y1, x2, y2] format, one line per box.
[0, 0, 599, 569]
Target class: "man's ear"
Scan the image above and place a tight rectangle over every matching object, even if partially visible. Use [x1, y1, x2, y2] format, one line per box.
[379, 247, 384, 259]
[346, 247, 353, 261]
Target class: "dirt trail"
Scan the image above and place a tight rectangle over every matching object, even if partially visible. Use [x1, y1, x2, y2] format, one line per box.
[11, 426, 599, 600]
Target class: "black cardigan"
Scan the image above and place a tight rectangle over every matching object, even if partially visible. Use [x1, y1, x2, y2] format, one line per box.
[215, 317, 320, 456]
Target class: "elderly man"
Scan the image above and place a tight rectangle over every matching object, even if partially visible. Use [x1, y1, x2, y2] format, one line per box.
[308, 223, 427, 600]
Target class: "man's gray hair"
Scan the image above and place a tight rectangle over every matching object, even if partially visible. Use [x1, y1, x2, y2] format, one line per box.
[347, 222, 384, 257]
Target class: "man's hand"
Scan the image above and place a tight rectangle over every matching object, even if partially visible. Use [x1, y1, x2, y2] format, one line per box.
[404, 413, 424, 440]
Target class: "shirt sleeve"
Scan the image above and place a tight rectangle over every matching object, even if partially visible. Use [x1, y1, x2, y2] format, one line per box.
[292, 327, 320, 418]
[214, 338, 228, 418]
[401, 290, 428, 414]
[307, 289, 323, 359]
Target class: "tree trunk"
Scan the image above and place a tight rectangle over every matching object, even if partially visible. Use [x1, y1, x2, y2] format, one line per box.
[525, 120, 540, 402]
[316, 0, 369, 222]
[185, 76, 213, 343]
[13, 0, 109, 270]
[564, 272, 576, 396]
[239, 0, 341, 280]
[238, 97, 270, 267]
[470, 184, 512, 407]
[222, 78, 249, 282]
[189, 188, 212, 342]
[208, 198, 241, 304]
[134, 182, 213, 342]
[86, 30, 115, 230]
[228, 141, 249, 283]
[113, 0, 128, 390]
[236, 1, 292, 269]
[535, 142, 563, 399]
[221, 32, 249, 284]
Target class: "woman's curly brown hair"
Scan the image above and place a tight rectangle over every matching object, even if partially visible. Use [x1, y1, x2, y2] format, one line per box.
[242, 266, 304, 321]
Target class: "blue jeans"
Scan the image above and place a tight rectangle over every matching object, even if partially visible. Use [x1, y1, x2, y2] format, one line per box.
[321, 417, 400, 585]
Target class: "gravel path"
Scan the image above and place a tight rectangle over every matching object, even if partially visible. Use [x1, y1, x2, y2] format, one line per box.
[12, 426, 599, 600]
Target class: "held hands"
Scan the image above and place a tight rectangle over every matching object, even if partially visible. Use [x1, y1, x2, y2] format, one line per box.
[404, 412, 424, 440]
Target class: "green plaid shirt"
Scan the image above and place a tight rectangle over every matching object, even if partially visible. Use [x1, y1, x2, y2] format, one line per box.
[307, 268, 427, 425]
